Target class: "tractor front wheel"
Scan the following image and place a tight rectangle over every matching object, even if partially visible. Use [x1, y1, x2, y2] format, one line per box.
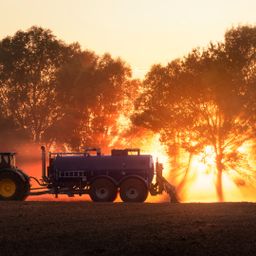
[0, 171, 29, 201]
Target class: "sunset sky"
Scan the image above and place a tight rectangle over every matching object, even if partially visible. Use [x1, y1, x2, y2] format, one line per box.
[1, 0, 255, 78]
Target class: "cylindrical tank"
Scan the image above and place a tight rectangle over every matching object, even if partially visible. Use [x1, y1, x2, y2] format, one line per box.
[51, 154, 154, 185]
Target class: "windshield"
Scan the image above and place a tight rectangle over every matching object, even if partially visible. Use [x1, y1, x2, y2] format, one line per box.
[0, 154, 16, 168]
[9, 155, 16, 167]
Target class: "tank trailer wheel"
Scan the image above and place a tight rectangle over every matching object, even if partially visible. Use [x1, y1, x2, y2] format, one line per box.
[89, 178, 118, 202]
[0, 172, 29, 201]
[120, 178, 148, 203]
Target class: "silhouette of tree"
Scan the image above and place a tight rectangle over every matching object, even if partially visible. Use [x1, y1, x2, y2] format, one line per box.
[44, 52, 132, 150]
[0, 26, 79, 142]
[133, 26, 256, 201]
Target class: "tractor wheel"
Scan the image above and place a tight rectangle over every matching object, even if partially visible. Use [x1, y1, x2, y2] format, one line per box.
[120, 178, 148, 203]
[89, 178, 117, 202]
[0, 171, 29, 201]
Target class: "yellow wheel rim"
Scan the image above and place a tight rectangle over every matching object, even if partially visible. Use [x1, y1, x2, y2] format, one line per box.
[0, 178, 16, 198]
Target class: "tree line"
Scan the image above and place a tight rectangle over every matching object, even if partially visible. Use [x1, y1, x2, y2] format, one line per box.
[0, 26, 137, 151]
[133, 25, 256, 200]
[1, 25, 256, 200]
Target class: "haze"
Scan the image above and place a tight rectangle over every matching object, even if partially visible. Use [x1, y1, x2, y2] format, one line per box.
[0, 0, 255, 78]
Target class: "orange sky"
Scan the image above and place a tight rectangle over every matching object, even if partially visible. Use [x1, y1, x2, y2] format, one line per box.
[0, 0, 255, 78]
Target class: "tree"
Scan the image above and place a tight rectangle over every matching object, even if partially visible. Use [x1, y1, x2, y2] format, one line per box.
[44, 52, 133, 150]
[133, 26, 256, 201]
[0, 26, 79, 142]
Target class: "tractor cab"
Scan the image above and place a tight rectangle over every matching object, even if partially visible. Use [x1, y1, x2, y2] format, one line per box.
[0, 153, 16, 169]
[0, 152, 30, 201]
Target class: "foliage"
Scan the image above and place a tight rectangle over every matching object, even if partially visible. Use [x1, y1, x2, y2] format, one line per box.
[0, 27, 134, 151]
[43, 52, 133, 150]
[0, 26, 79, 142]
[133, 26, 256, 201]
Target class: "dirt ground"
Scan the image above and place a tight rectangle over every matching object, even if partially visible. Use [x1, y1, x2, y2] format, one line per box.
[0, 202, 256, 256]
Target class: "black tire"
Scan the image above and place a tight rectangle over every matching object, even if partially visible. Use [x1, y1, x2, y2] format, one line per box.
[0, 171, 29, 201]
[89, 178, 117, 202]
[120, 178, 148, 203]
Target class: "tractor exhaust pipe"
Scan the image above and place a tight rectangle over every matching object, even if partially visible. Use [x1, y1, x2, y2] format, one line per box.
[41, 146, 47, 181]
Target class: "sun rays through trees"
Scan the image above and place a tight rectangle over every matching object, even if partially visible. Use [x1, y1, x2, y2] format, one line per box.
[133, 26, 256, 201]
[1, 26, 256, 202]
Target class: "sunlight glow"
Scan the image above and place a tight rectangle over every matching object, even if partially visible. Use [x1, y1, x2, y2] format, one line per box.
[142, 134, 170, 178]
[179, 145, 244, 202]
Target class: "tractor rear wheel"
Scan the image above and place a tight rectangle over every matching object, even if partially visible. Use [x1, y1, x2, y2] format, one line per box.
[89, 178, 117, 202]
[0, 171, 29, 201]
[120, 178, 148, 203]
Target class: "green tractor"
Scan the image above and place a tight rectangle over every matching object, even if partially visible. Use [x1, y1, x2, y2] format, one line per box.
[0, 152, 30, 200]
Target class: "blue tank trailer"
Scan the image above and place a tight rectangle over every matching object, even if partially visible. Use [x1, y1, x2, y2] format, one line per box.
[0, 147, 178, 203]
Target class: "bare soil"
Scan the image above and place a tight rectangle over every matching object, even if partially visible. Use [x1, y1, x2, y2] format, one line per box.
[0, 202, 256, 256]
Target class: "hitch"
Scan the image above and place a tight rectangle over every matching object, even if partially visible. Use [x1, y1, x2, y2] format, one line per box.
[150, 161, 179, 203]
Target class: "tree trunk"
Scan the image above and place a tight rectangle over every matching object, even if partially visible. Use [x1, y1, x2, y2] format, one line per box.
[216, 155, 224, 202]
[176, 152, 193, 193]
[168, 144, 180, 181]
